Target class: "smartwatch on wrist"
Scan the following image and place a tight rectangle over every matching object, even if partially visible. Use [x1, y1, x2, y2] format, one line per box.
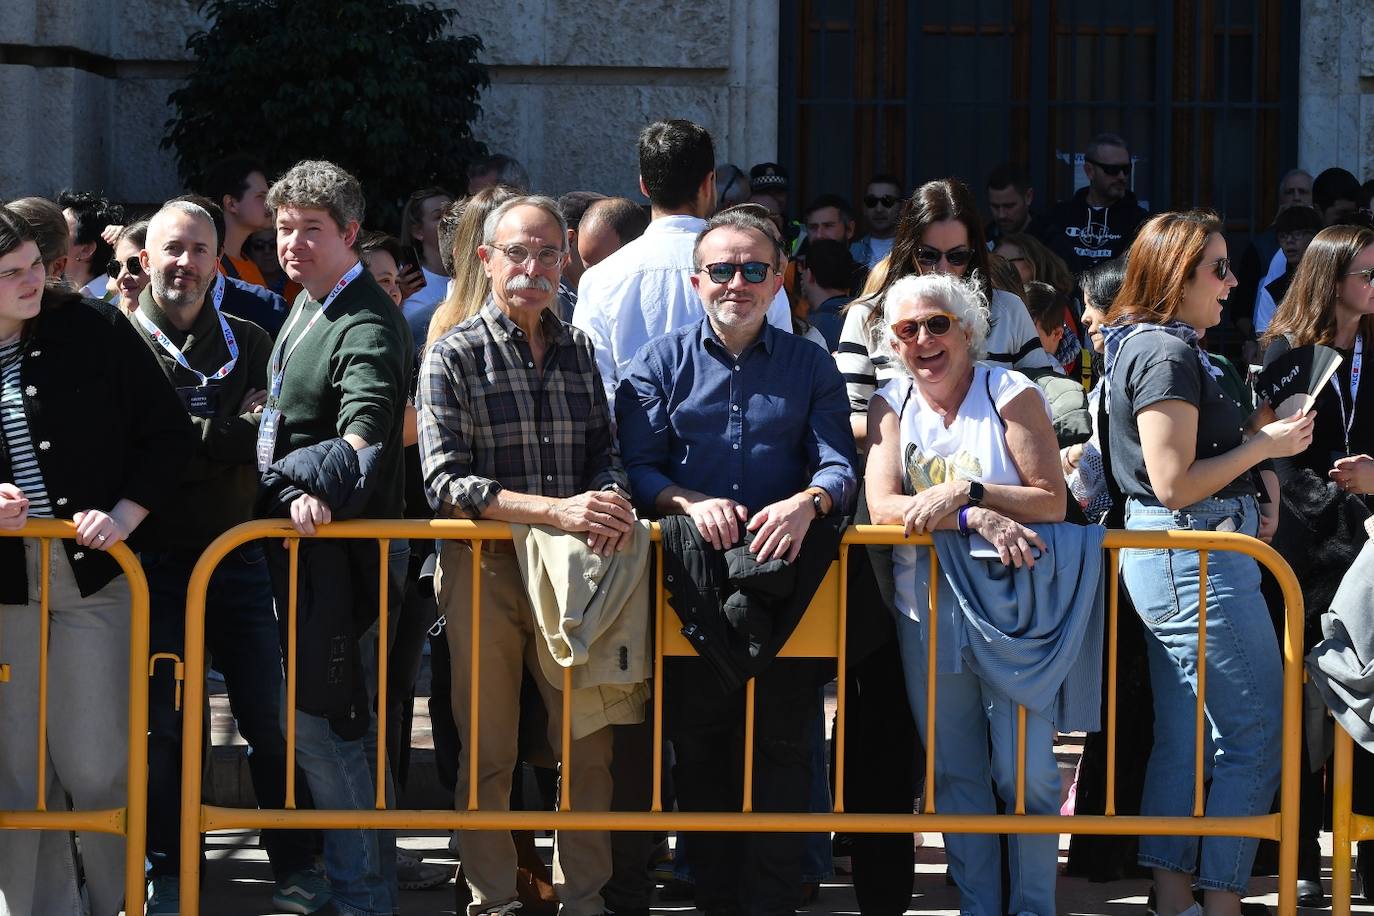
[967, 480, 985, 507]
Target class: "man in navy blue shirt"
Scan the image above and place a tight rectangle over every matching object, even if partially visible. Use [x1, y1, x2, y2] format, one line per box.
[616, 206, 856, 916]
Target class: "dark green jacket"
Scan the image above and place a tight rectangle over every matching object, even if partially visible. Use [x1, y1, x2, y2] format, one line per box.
[267, 270, 412, 518]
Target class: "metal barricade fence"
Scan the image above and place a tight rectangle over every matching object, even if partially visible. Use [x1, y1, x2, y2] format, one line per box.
[1331, 725, 1370, 914]
[0, 519, 152, 914]
[176, 520, 1305, 915]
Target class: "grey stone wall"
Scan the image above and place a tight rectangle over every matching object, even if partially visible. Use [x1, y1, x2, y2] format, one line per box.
[0, 0, 779, 207]
[1298, 0, 1374, 180]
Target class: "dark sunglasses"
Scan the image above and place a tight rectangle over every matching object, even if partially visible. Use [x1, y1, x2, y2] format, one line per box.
[1087, 158, 1132, 177]
[915, 245, 974, 269]
[1200, 257, 1231, 281]
[106, 256, 142, 280]
[700, 261, 773, 284]
[247, 239, 274, 253]
[864, 194, 899, 208]
[891, 313, 955, 341]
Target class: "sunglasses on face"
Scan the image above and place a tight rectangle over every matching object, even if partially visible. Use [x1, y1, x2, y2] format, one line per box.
[489, 243, 565, 269]
[1087, 158, 1132, 177]
[106, 256, 142, 280]
[1347, 267, 1374, 289]
[699, 261, 773, 284]
[864, 194, 899, 208]
[1203, 257, 1231, 281]
[248, 239, 274, 253]
[891, 312, 956, 341]
[915, 245, 973, 269]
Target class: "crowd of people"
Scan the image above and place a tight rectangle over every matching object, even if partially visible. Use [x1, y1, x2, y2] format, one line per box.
[0, 118, 1373, 916]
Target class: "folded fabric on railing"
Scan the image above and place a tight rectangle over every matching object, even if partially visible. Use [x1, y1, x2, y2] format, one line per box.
[258, 437, 383, 521]
[659, 514, 847, 693]
[931, 523, 1106, 732]
[511, 520, 653, 739]
[1307, 540, 1374, 754]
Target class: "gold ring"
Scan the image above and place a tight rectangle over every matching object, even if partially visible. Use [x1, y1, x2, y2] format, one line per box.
[781, 533, 793, 542]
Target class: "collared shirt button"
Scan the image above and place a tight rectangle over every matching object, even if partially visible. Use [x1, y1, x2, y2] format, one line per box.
[733, 365, 741, 372]
[733, 443, 740, 450]
[543, 436, 551, 444]
[731, 404, 740, 412]
[526, 361, 534, 369]
[29, 350, 39, 358]
[732, 484, 740, 491]
[38, 440, 50, 450]
[546, 474, 553, 482]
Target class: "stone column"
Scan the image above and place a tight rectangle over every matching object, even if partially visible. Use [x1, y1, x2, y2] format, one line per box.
[1298, 0, 1374, 180]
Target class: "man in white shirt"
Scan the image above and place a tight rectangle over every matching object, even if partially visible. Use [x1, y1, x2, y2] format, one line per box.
[572, 119, 792, 405]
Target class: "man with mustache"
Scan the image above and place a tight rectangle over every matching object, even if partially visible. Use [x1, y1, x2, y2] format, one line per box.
[130, 200, 322, 914]
[418, 195, 635, 916]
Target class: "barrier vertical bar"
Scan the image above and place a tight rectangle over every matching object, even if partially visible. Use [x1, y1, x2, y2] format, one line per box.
[1105, 547, 1119, 816]
[35, 539, 50, 811]
[833, 546, 849, 813]
[285, 539, 299, 809]
[1193, 549, 1208, 818]
[123, 544, 152, 916]
[651, 544, 665, 813]
[467, 540, 482, 811]
[1333, 726, 1354, 916]
[179, 534, 214, 916]
[742, 678, 756, 813]
[923, 550, 939, 815]
[561, 666, 574, 810]
[1015, 705, 1027, 816]
[375, 538, 390, 810]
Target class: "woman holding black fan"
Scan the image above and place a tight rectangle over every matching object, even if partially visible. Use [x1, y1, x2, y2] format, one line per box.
[1259, 223, 1374, 903]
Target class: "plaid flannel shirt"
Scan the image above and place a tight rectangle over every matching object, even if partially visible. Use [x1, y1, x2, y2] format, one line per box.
[418, 298, 627, 517]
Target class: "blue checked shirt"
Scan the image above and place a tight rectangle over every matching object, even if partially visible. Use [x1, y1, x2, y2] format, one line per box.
[418, 298, 627, 517]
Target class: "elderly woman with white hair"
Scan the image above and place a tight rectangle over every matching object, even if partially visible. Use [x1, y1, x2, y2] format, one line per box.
[865, 272, 1076, 915]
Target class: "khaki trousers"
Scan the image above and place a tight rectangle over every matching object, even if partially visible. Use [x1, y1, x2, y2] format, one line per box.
[437, 542, 613, 916]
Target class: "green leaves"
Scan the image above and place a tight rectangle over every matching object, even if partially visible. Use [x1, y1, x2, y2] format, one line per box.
[163, 0, 489, 231]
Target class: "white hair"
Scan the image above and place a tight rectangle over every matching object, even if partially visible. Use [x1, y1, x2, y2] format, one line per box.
[871, 272, 991, 371]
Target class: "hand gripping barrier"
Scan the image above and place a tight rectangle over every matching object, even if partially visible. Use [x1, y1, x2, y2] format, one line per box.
[0, 519, 152, 914]
[176, 520, 1306, 915]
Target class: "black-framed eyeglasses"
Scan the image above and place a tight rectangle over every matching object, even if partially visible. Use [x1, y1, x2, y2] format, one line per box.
[1347, 267, 1374, 288]
[489, 243, 565, 269]
[864, 194, 899, 208]
[700, 261, 773, 284]
[106, 256, 141, 280]
[1204, 257, 1231, 281]
[915, 245, 974, 269]
[1087, 158, 1132, 177]
[891, 313, 956, 341]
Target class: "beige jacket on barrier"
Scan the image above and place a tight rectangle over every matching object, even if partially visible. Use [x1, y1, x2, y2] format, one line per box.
[511, 520, 653, 739]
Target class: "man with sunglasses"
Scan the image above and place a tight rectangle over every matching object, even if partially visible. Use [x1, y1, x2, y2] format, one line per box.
[574, 119, 792, 407]
[852, 173, 904, 268]
[615, 207, 856, 916]
[1046, 132, 1149, 274]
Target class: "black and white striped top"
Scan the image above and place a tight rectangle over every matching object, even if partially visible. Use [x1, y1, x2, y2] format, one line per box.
[0, 337, 53, 517]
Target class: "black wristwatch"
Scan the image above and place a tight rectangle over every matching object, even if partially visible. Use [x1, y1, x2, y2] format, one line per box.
[811, 491, 826, 518]
[967, 480, 985, 507]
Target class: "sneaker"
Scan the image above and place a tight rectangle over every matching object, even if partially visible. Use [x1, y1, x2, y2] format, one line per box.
[396, 850, 453, 891]
[481, 901, 525, 916]
[146, 876, 179, 915]
[273, 868, 332, 915]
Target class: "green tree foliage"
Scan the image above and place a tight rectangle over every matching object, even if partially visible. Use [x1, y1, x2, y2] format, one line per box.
[164, 0, 488, 231]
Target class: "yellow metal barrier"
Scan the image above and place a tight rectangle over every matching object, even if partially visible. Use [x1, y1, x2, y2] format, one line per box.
[1331, 723, 1374, 914]
[177, 520, 1305, 915]
[0, 519, 152, 914]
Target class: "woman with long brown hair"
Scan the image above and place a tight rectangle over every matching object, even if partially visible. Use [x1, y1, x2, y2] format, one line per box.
[1103, 210, 1313, 915]
[1259, 223, 1374, 901]
[836, 178, 1056, 444]
[0, 207, 193, 914]
[423, 185, 520, 354]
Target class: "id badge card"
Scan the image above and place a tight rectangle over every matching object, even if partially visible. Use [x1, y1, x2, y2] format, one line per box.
[177, 384, 221, 419]
[257, 406, 282, 473]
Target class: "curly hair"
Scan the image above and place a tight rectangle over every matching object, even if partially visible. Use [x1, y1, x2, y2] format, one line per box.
[265, 160, 365, 231]
[873, 272, 991, 369]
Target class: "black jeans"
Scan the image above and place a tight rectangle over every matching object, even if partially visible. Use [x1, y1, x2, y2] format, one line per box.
[667, 659, 819, 916]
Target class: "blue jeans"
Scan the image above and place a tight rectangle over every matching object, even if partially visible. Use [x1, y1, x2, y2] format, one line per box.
[143, 543, 314, 880]
[272, 542, 407, 916]
[894, 582, 1060, 916]
[1121, 496, 1281, 894]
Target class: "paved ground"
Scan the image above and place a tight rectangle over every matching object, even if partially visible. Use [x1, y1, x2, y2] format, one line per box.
[149, 663, 1367, 915]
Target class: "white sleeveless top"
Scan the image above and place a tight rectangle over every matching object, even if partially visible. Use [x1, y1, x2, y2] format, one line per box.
[876, 365, 1049, 622]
